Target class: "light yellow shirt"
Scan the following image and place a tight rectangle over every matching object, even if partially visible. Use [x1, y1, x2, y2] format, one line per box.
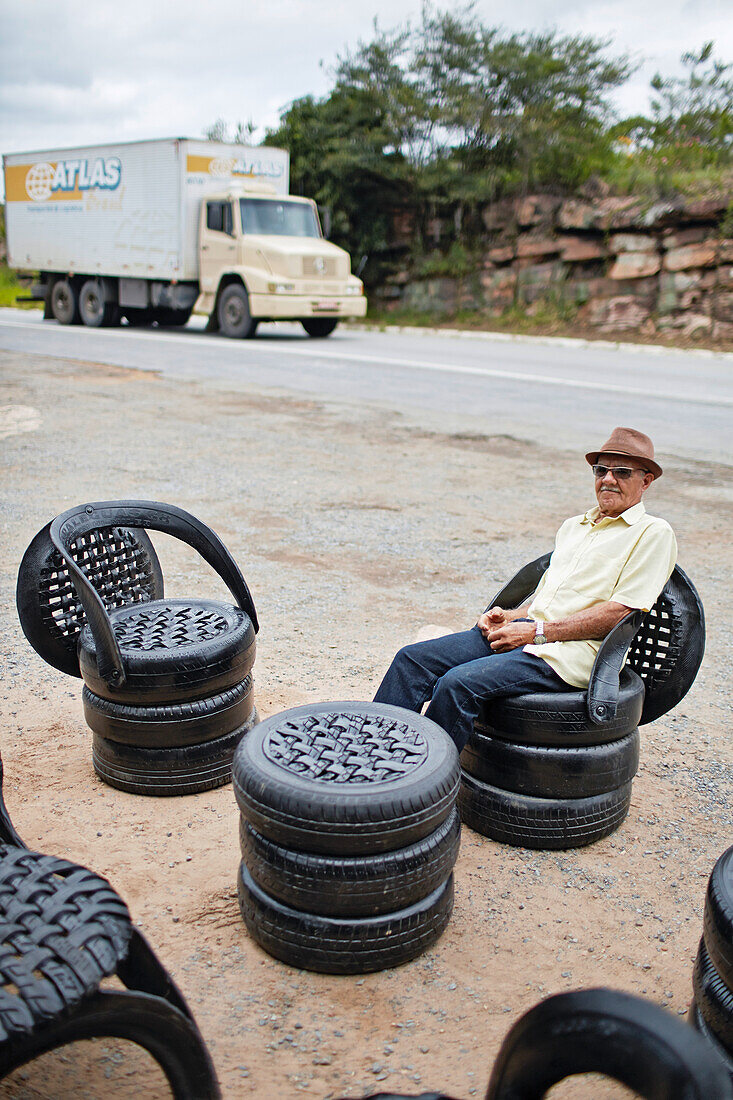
[524, 502, 677, 689]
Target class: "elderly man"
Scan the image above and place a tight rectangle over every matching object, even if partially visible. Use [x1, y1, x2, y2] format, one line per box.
[374, 427, 677, 752]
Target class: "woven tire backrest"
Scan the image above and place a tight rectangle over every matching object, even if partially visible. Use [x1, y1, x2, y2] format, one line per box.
[17, 523, 164, 678]
[625, 565, 705, 725]
[0, 847, 131, 1042]
[43, 528, 159, 640]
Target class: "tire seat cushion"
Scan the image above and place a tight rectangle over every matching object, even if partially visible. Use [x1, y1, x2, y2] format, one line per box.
[78, 598, 255, 704]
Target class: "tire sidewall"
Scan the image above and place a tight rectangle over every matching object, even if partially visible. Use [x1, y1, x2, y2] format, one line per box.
[477, 669, 645, 746]
[51, 279, 78, 324]
[233, 701, 460, 853]
[79, 279, 107, 327]
[218, 284, 255, 338]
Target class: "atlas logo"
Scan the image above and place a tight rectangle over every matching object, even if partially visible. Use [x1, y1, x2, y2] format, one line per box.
[25, 157, 122, 202]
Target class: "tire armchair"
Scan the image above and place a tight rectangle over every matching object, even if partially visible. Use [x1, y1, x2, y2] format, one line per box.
[16, 500, 259, 794]
[0, 751, 220, 1097]
[459, 554, 705, 848]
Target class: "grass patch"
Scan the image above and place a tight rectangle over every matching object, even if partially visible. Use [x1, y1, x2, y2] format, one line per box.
[356, 303, 733, 353]
[0, 264, 36, 308]
[605, 161, 733, 203]
[364, 300, 579, 336]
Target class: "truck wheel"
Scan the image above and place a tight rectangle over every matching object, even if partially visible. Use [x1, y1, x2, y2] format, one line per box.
[79, 279, 118, 327]
[302, 319, 338, 338]
[218, 285, 257, 338]
[50, 279, 80, 325]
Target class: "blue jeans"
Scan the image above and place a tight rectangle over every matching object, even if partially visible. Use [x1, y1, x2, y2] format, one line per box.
[373, 625, 571, 752]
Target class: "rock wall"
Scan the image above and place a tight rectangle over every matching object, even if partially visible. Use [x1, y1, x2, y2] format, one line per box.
[380, 193, 733, 337]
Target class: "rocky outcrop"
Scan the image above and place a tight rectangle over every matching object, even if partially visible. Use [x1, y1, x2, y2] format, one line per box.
[382, 190, 733, 335]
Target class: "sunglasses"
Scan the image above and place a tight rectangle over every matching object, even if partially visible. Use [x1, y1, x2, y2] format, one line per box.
[592, 464, 645, 480]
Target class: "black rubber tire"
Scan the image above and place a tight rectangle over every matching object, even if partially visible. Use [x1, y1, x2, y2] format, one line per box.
[82, 675, 253, 747]
[237, 862, 454, 974]
[233, 702, 460, 856]
[92, 710, 258, 795]
[78, 598, 256, 705]
[240, 806, 460, 917]
[301, 319, 338, 337]
[694, 939, 733, 1054]
[704, 846, 733, 991]
[461, 729, 639, 799]
[50, 278, 80, 325]
[217, 285, 257, 338]
[485, 989, 733, 1099]
[689, 1002, 733, 1084]
[476, 669, 644, 747]
[458, 772, 632, 849]
[79, 279, 117, 328]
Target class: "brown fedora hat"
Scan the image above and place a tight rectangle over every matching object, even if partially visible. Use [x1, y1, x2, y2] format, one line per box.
[585, 426, 663, 479]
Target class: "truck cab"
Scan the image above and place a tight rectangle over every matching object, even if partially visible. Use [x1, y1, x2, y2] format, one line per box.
[197, 182, 366, 338]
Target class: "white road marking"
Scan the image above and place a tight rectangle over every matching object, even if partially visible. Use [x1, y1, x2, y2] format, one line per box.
[1, 314, 731, 408]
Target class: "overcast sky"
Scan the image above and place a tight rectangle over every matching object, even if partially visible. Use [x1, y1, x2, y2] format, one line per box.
[2, 0, 732, 190]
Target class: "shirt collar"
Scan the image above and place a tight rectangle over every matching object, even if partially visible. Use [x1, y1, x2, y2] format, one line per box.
[582, 502, 647, 526]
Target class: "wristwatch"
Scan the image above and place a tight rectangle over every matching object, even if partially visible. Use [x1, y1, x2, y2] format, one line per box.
[533, 620, 548, 645]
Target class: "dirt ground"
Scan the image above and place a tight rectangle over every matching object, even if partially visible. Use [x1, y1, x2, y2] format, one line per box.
[0, 344, 731, 1099]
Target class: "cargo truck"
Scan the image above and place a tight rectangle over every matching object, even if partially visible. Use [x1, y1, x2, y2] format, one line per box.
[2, 137, 366, 337]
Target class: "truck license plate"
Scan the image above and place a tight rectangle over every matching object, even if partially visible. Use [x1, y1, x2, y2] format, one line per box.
[314, 301, 338, 312]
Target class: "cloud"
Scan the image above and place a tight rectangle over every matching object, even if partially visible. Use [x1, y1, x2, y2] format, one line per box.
[1, 0, 732, 181]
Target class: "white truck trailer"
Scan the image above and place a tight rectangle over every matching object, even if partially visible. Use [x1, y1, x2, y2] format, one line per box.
[3, 137, 366, 337]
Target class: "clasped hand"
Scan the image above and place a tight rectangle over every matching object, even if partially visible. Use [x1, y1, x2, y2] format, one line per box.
[476, 606, 535, 652]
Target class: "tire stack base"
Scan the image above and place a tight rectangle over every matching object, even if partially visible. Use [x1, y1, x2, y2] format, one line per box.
[85, 679, 258, 797]
[459, 674, 643, 849]
[233, 702, 461, 973]
[689, 845, 733, 1082]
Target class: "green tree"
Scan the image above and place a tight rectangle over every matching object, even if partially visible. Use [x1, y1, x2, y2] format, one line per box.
[212, 8, 636, 280]
[203, 118, 257, 144]
[265, 23, 424, 273]
[650, 42, 733, 164]
[414, 13, 632, 196]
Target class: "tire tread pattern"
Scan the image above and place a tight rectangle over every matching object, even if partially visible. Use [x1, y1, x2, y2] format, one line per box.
[240, 808, 460, 916]
[693, 939, 733, 1054]
[237, 864, 454, 974]
[92, 710, 259, 795]
[82, 676, 253, 746]
[458, 772, 632, 849]
[705, 847, 733, 990]
[461, 729, 639, 798]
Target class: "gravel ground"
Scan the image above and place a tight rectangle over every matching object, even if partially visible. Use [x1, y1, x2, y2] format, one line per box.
[0, 346, 731, 1099]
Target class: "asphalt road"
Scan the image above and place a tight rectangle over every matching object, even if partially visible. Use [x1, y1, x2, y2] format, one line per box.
[1, 307, 732, 466]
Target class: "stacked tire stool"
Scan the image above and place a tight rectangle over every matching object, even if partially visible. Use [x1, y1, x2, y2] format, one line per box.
[16, 500, 259, 796]
[689, 844, 733, 1081]
[459, 690, 641, 849]
[233, 702, 460, 974]
[459, 555, 705, 849]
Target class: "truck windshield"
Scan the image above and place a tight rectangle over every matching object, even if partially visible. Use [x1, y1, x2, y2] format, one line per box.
[239, 198, 321, 238]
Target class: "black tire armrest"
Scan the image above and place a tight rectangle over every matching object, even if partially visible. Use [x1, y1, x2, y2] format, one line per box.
[587, 609, 644, 724]
[485, 552, 552, 614]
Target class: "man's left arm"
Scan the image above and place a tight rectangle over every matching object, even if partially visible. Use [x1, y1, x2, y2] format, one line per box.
[487, 602, 630, 652]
